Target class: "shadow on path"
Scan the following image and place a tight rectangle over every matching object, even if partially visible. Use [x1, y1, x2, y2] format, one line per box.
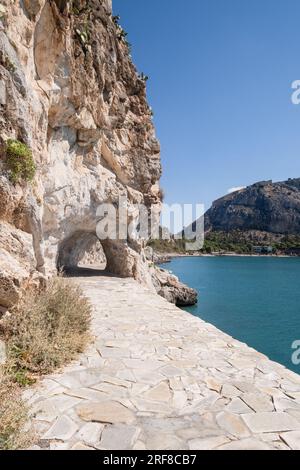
[62, 266, 126, 279]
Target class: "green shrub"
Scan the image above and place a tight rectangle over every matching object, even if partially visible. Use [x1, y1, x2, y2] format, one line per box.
[5, 139, 36, 184]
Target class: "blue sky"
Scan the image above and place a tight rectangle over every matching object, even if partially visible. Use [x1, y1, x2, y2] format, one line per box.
[114, 0, 300, 215]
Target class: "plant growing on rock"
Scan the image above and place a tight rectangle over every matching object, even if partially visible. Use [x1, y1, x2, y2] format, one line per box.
[116, 25, 128, 41]
[139, 72, 149, 82]
[0, 4, 6, 20]
[112, 14, 120, 25]
[75, 27, 89, 46]
[5, 139, 36, 184]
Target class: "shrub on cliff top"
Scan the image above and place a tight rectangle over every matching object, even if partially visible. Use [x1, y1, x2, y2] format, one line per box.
[3, 277, 91, 376]
[5, 139, 36, 184]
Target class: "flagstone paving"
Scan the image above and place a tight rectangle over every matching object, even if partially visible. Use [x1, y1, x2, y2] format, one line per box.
[26, 276, 300, 450]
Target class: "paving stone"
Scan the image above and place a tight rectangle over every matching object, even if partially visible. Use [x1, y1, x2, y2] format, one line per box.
[116, 369, 136, 383]
[221, 384, 241, 399]
[217, 438, 271, 450]
[101, 375, 132, 388]
[270, 441, 291, 450]
[131, 398, 171, 415]
[286, 409, 300, 421]
[77, 401, 136, 424]
[241, 393, 274, 412]
[76, 423, 104, 445]
[231, 381, 259, 394]
[49, 394, 83, 411]
[52, 374, 83, 389]
[144, 382, 172, 402]
[273, 397, 300, 412]
[159, 365, 183, 378]
[188, 436, 230, 450]
[99, 425, 140, 450]
[226, 398, 252, 414]
[280, 431, 300, 450]
[91, 382, 128, 397]
[104, 340, 132, 348]
[242, 412, 300, 433]
[42, 416, 78, 441]
[98, 347, 130, 359]
[49, 442, 70, 450]
[205, 377, 222, 393]
[133, 440, 147, 450]
[65, 388, 108, 402]
[146, 434, 185, 450]
[31, 400, 60, 423]
[216, 412, 251, 438]
[172, 391, 188, 409]
[71, 442, 95, 450]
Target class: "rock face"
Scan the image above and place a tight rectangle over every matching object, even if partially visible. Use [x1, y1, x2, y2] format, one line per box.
[145, 247, 198, 306]
[205, 179, 300, 235]
[151, 266, 198, 307]
[0, 0, 170, 306]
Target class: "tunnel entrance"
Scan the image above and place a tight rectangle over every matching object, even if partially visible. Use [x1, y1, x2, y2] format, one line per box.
[56, 231, 139, 279]
[57, 232, 107, 275]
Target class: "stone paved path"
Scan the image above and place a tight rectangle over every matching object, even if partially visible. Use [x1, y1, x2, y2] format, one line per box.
[27, 276, 300, 450]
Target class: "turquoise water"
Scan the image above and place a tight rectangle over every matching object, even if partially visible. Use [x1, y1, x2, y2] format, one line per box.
[160, 257, 300, 374]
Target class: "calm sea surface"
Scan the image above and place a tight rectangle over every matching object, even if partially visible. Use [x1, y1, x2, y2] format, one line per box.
[160, 256, 300, 374]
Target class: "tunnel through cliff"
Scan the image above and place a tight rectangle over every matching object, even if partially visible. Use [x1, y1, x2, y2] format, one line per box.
[57, 232, 107, 274]
[56, 231, 141, 278]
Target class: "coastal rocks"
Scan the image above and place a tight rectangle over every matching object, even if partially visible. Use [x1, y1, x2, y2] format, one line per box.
[152, 267, 198, 306]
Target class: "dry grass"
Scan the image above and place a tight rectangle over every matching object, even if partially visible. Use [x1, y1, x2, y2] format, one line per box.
[0, 375, 32, 450]
[3, 277, 91, 376]
[0, 277, 91, 449]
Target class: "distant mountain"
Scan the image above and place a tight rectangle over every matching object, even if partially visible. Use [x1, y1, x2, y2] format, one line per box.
[205, 178, 300, 235]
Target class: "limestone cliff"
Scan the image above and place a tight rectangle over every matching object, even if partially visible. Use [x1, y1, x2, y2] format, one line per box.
[0, 0, 163, 308]
[0, 0, 197, 309]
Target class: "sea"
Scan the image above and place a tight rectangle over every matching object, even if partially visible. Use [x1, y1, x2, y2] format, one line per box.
[160, 256, 300, 374]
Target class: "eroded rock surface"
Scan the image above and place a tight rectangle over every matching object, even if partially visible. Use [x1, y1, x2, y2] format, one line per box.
[152, 266, 198, 307]
[0, 0, 167, 306]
